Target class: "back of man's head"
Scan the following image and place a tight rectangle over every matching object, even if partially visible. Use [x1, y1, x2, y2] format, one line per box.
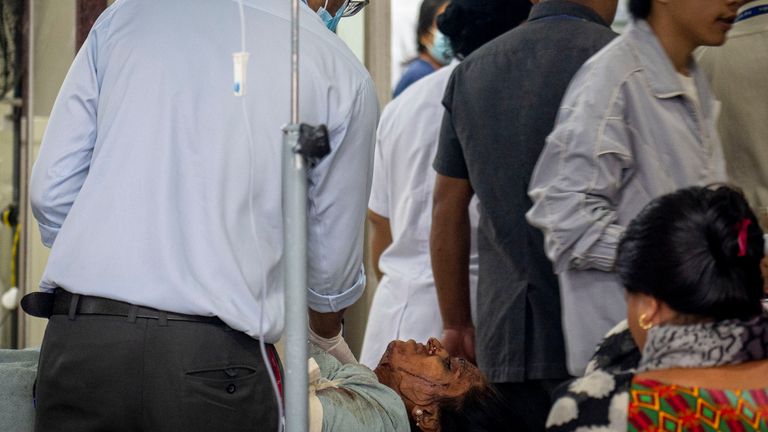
[555, 0, 619, 24]
[437, 0, 532, 58]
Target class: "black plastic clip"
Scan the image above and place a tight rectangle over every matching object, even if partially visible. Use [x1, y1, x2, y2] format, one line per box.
[296, 124, 331, 168]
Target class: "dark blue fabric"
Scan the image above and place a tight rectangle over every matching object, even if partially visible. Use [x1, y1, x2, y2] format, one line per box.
[392, 58, 436, 98]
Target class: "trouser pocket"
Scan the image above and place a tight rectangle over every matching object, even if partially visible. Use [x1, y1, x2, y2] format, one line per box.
[181, 364, 278, 432]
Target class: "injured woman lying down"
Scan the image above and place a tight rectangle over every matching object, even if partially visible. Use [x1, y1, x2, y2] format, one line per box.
[308, 336, 509, 432]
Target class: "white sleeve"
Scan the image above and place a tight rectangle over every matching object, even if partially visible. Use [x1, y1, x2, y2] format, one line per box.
[368, 106, 391, 218]
[306, 78, 380, 313]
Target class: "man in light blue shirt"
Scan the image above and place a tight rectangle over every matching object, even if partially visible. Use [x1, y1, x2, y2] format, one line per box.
[27, 0, 377, 430]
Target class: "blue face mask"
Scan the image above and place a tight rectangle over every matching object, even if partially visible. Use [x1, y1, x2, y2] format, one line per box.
[429, 30, 454, 66]
[317, 0, 350, 33]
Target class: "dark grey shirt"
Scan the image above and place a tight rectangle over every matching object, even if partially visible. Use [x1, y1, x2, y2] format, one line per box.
[433, 0, 617, 383]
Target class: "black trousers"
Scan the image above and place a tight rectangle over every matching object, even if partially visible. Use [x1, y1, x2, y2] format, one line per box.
[495, 378, 569, 432]
[34, 313, 280, 432]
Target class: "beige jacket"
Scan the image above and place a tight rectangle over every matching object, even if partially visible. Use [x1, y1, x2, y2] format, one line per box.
[698, 0, 768, 223]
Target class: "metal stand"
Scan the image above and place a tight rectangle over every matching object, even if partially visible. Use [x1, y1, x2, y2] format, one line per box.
[282, 3, 332, 430]
[282, 123, 308, 432]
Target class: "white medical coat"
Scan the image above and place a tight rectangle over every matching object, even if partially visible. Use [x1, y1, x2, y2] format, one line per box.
[360, 62, 479, 368]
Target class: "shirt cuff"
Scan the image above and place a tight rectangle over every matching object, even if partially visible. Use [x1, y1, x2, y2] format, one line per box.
[37, 222, 59, 248]
[307, 267, 366, 313]
[572, 224, 625, 272]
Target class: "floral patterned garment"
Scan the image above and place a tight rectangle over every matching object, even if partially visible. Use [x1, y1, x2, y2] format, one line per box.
[629, 378, 768, 432]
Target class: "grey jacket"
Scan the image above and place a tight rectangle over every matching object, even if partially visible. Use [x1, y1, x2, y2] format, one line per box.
[527, 20, 726, 375]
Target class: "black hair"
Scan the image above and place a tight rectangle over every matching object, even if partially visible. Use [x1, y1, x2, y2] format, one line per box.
[416, 0, 450, 54]
[434, 384, 522, 432]
[628, 0, 652, 19]
[617, 185, 765, 321]
[437, 0, 531, 58]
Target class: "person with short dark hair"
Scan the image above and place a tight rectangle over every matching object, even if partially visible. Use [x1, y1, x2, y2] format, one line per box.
[361, 0, 530, 369]
[547, 185, 768, 430]
[527, 0, 739, 375]
[393, 0, 450, 98]
[431, 0, 618, 428]
[27, 0, 376, 430]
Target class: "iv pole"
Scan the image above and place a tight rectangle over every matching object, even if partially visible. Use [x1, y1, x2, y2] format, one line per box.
[283, 0, 308, 430]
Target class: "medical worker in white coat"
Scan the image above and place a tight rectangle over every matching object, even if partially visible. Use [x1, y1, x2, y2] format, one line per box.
[360, 0, 532, 368]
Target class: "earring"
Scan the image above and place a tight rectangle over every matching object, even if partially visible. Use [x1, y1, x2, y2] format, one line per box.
[415, 409, 424, 426]
[639, 313, 653, 330]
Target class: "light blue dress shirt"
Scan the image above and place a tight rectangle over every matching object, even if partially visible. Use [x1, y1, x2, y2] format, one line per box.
[29, 0, 379, 342]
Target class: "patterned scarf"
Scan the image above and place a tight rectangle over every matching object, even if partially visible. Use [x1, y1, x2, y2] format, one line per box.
[637, 313, 768, 372]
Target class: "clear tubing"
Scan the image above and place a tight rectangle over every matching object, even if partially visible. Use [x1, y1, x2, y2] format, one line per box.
[235, 1, 284, 430]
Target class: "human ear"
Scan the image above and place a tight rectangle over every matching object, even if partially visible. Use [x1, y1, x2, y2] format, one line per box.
[412, 405, 440, 431]
[644, 296, 662, 324]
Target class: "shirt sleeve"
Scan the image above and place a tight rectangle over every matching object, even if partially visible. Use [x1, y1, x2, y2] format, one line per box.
[367, 107, 390, 218]
[433, 72, 469, 179]
[526, 77, 632, 274]
[29, 30, 101, 248]
[306, 78, 380, 313]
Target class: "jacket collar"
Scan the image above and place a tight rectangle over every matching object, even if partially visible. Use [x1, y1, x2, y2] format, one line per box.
[626, 19, 715, 117]
[528, 0, 610, 27]
[729, 0, 768, 37]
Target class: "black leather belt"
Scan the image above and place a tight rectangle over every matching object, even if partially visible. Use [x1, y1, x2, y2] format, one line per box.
[22, 289, 225, 325]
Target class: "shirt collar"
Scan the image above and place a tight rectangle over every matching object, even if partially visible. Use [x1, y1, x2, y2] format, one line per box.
[625, 20, 715, 116]
[739, 0, 768, 16]
[527, 0, 611, 27]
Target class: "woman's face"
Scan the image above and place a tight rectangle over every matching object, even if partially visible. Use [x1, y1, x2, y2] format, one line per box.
[374, 338, 483, 427]
[661, 0, 742, 47]
[420, 3, 450, 50]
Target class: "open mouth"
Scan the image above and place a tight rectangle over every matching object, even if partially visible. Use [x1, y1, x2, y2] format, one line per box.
[427, 338, 439, 355]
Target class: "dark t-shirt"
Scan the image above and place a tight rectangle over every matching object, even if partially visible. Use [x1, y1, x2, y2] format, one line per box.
[433, 0, 618, 383]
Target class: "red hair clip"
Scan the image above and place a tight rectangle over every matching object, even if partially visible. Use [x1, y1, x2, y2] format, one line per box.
[737, 218, 752, 257]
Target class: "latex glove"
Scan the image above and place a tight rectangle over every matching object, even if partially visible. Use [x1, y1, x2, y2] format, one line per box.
[308, 325, 357, 365]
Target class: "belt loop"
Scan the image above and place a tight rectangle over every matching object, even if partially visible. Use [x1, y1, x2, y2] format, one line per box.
[68, 294, 80, 320]
[158, 311, 168, 327]
[127, 305, 138, 323]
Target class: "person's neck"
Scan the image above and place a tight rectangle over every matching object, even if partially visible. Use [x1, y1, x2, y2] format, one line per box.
[419, 52, 442, 70]
[564, 0, 615, 24]
[646, 14, 696, 75]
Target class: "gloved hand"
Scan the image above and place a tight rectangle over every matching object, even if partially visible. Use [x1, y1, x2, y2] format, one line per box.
[308, 324, 357, 365]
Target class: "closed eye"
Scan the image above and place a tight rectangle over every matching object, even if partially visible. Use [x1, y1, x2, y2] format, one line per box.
[444, 357, 452, 371]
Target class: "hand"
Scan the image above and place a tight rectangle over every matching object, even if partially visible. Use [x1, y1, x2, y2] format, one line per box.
[441, 326, 476, 365]
[308, 323, 357, 365]
[308, 308, 346, 339]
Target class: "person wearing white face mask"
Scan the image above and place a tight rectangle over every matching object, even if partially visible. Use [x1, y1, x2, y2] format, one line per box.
[393, 0, 451, 98]
[26, 0, 376, 430]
